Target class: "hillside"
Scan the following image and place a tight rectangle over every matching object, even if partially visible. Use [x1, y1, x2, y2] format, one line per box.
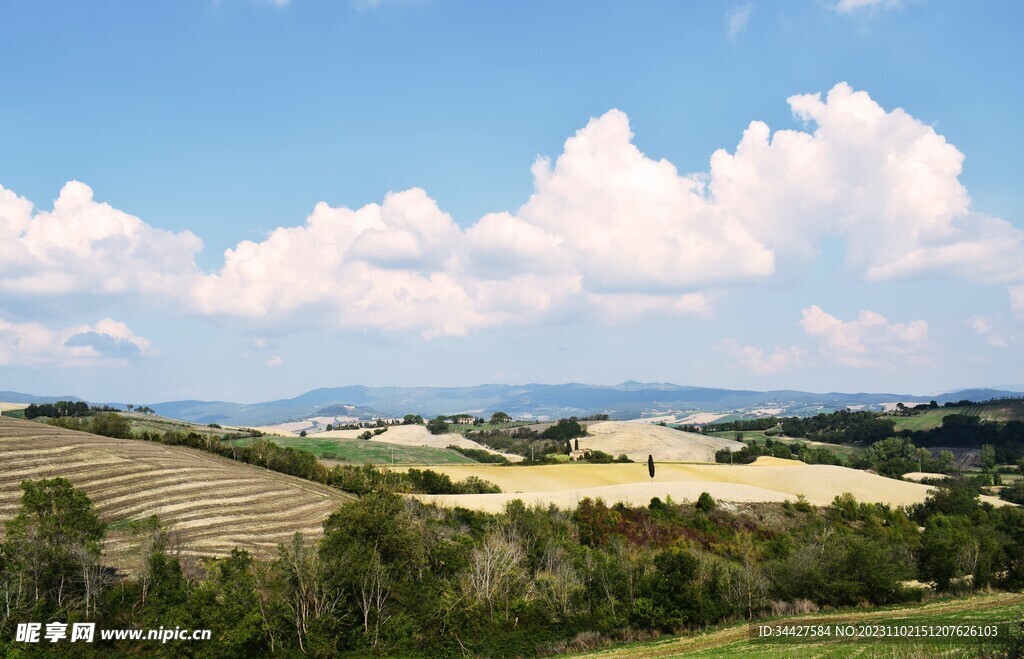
[0, 417, 351, 566]
[582, 421, 743, 461]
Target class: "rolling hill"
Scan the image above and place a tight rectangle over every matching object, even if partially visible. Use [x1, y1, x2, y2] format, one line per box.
[582, 421, 742, 461]
[0, 416, 351, 567]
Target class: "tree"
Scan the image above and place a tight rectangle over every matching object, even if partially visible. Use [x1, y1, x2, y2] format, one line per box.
[325, 424, 333, 432]
[426, 417, 449, 435]
[542, 418, 585, 442]
[299, 430, 307, 438]
[489, 411, 511, 425]
[459, 527, 529, 621]
[2, 478, 106, 616]
[648, 455, 655, 480]
[696, 492, 716, 511]
[89, 412, 132, 438]
[574, 438, 579, 451]
[919, 514, 976, 590]
[980, 444, 997, 470]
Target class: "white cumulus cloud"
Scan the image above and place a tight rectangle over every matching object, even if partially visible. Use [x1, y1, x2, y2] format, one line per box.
[800, 305, 929, 367]
[0, 317, 154, 368]
[3, 83, 1022, 339]
[0, 181, 202, 300]
[721, 339, 803, 375]
[1011, 286, 1024, 318]
[965, 315, 1008, 349]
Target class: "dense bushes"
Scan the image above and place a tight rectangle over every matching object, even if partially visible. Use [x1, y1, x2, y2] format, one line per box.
[781, 410, 895, 445]
[849, 437, 955, 477]
[50, 412, 133, 439]
[24, 400, 90, 418]
[901, 415, 1024, 463]
[541, 417, 587, 442]
[716, 438, 843, 465]
[447, 445, 510, 463]
[6, 477, 1023, 657]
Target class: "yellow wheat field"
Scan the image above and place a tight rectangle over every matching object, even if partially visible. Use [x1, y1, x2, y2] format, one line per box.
[406, 457, 1009, 512]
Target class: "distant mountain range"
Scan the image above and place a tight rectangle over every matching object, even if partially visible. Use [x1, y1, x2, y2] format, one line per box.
[4, 384, 1022, 426]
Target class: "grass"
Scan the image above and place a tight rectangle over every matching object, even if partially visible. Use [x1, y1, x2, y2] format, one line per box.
[891, 408, 967, 431]
[227, 435, 479, 465]
[573, 592, 1024, 657]
[892, 402, 1024, 431]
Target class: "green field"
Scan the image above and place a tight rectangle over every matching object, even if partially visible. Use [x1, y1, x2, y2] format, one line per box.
[892, 403, 1024, 431]
[227, 435, 479, 465]
[891, 408, 975, 431]
[576, 592, 1024, 658]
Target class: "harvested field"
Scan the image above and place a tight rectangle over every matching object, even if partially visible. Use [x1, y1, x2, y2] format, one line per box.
[902, 471, 949, 482]
[0, 417, 350, 567]
[0, 402, 29, 414]
[581, 421, 742, 462]
[409, 457, 1009, 513]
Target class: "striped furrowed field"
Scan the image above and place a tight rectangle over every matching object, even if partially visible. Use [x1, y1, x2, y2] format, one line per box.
[0, 417, 351, 568]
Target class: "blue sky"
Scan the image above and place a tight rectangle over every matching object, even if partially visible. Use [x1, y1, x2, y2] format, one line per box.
[1, 0, 1022, 403]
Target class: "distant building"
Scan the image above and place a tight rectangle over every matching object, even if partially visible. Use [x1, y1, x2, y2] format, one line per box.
[451, 415, 475, 425]
[569, 449, 590, 461]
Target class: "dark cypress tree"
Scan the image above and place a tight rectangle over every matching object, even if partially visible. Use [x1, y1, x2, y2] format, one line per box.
[648, 454, 655, 480]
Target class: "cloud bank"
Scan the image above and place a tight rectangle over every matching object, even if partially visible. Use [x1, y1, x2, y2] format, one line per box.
[2, 83, 1022, 341]
[0, 318, 154, 368]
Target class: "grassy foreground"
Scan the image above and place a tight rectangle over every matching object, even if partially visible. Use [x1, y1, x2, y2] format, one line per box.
[574, 592, 1024, 657]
